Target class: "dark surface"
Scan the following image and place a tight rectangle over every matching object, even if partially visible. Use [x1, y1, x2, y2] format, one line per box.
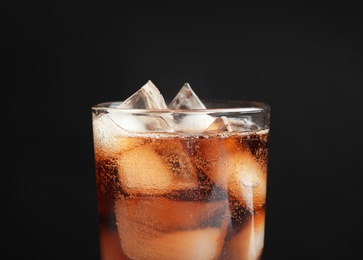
[3, 3, 362, 259]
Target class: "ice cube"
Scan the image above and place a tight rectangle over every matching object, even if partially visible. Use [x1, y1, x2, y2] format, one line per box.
[168, 83, 206, 109]
[115, 196, 229, 232]
[193, 137, 266, 212]
[173, 113, 215, 133]
[168, 83, 213, 133]
[119, 226, 228, 260]
[105, 80, 174, 132]
[229, 117, 260, 131]
[227, 151, 267, 212]
[92, 112, 151, 156]
[92, 113, 127, 155]
[204, 116, 233, 132]
[117, 138, 199, 195]
[108, 110, 173, 132]
[115, 197, 230, 260]
[221, 210, 265, 260]
[118, 80, 168, 109]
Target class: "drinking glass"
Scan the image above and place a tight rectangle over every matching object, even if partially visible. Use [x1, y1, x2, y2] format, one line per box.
[92, 100, 270, 260]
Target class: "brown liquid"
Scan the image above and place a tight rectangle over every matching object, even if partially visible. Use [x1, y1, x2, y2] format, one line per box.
[94, 131, 268, 260]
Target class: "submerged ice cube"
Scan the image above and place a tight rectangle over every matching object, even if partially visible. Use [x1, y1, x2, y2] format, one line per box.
[118, 224, 228, 260]
[115, 197, 229, 233]
[117, 138, 199, 195]
[168, 83, 206, 109]
[115, 197, 230, 260]
[193, 137, 266, 212]
[222, 210, 265, 260]
[227, 150, 267, 212]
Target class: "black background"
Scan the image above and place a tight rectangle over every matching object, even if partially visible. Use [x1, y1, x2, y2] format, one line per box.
[3, 3, 363, 260]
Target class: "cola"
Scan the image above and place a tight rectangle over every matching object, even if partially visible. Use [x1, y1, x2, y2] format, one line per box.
[94, 130, 268, 260]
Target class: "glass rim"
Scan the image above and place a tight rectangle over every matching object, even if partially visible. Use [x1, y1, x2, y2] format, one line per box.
[92, 99, 270, 114]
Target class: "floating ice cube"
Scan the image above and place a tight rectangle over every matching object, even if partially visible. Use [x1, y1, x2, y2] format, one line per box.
[105, 80, 174, 132]
[168, 83, 206, 109]
[108, 110, 173, 132]
[173, 113, 215, 133]
[204, 116, 233, 132]
[168, 83, 213, 133]
[117, 139, 199, 195]
[118, 80, 168, 109]
[92, 111, 158, 156]
[115, 197, 229, 260]
[92, 113, 127, 154]
[221, 210, 265, 260]
[229, 117, 260, 131]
